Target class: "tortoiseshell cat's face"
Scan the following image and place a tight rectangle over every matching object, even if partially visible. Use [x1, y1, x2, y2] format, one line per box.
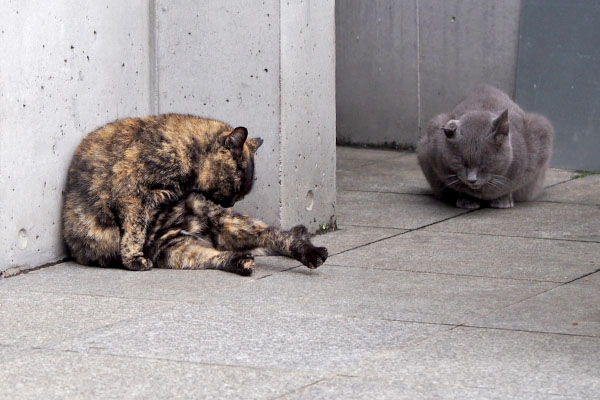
[440, 110, 512, 191]
[202, 127, 263, 208]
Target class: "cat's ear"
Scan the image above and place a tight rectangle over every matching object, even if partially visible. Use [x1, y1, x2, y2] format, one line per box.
[442, 120, 459, 139]
[246, 137, 263, 154]
[491, 109, 509, 140]
[225, 127, 248, 157]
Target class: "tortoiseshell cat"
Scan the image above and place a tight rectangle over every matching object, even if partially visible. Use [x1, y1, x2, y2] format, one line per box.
[63, 114, 328, 275]
[418, 85, 553, 209]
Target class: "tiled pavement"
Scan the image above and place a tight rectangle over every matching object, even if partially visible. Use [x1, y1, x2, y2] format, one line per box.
[1, 146, 598, 399]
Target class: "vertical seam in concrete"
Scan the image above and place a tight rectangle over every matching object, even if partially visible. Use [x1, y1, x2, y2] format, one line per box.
[416, 0, 421, 137]
[278, 0, 284, 225]
[148, 0, 160, 114]
[512, 0, 524, 98]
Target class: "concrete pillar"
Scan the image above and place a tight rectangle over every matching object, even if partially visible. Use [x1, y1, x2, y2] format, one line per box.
[0, 0, 336, 275]
[280, 1, 337, 230]
[154, 0, 336, 230]
[0, 0, 152, 275]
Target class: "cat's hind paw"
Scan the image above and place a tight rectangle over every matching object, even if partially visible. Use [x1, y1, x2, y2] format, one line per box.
[229, 253, 255, 276]
[491, 194, 514, 209]
[295, 244, 328, 269]
[124, 256, 154, 271]
[456, 197, 481, 210]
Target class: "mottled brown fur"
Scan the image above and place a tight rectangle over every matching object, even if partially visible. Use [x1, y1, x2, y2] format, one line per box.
[145, 192, 327, 275]
[63, 113, 327, 275]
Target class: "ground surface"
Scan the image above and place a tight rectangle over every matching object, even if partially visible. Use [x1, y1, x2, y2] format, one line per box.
[1, 147, 599, 399]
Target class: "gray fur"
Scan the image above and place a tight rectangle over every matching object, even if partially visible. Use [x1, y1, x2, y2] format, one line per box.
[417, 85, 554, 209]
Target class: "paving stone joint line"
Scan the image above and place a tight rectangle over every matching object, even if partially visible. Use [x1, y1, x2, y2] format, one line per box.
[323, 262, 567, 284]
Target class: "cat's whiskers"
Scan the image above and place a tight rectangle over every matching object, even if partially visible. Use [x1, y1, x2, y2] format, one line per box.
[486, 181, 499, 189]
[443, 174, 461, 190]
[485, 175, 511, 191]
[491, 174, 511, 186]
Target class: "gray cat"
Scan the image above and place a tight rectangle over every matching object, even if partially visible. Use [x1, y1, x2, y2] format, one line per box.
[417, 85, 553, 209]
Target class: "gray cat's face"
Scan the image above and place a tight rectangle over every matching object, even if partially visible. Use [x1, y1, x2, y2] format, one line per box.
[441, 110, 512, 191]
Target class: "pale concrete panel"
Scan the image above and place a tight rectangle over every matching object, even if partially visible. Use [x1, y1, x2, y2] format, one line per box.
[0, 350, 322, 400]
[53, 302, 445, 372]
[280, 0, 336, 230]
[419, 0, 521, 127]
[425, 202, 600, 243]
[336, 0, 418, 147]
[346, 327, 600, 398]
[471, 282, 600, 337]
[154, 0, 282, 225]
[0, 1, 152, 272]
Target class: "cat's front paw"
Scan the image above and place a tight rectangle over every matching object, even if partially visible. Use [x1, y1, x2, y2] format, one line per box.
[456, 197, 481, 210]
[124, 256, 153, 271]
[229, 253, 255, 276]
[293, 243, 328, 269]
[491, 194, 514, 209]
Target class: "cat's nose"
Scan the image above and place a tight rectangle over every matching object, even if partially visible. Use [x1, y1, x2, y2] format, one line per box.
[467, 170, 478, 184]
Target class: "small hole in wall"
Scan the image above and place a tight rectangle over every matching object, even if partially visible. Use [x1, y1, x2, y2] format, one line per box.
[306, 190, 314, 211]
[17, 229, 28, 250]
[451, 16, 456, 22]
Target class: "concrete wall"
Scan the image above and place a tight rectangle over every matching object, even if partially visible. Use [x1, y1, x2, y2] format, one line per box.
[154, 0, 336, 229]
[336, 0, 522, 147]
[0, 0, 152, 274]
[0, 0, 336, 274]
[154, 0, 282, 225]
[515, 0, 600, 171]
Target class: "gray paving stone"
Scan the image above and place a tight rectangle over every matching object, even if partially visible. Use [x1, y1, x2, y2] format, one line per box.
[253, 255, 303, 273]
[541, 174, 600, 205]
[279, 375, 580, 400]
[0, 290, 173, 348]
[345, 327, 600, 398]
[0, 349, 322, 400]
[1, 147, 595, 397]
[311, 225, 405, 255]
[327, 230, 599, 282]
[577, 270, 600, 285]
[179, 265, 556, 325]
[337, 190, 467, 229]
[0, 344, 18, 359]
[337, 154, 432, 195]
[545, 168, 578, 188]
[426, 202, 600, 242]
[337, 146, 400, 171]
[0, 260, 294, 301]
[0, 346, 34, 367]
[52, 303, 447, 373]
[470, 282, 600, 337]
